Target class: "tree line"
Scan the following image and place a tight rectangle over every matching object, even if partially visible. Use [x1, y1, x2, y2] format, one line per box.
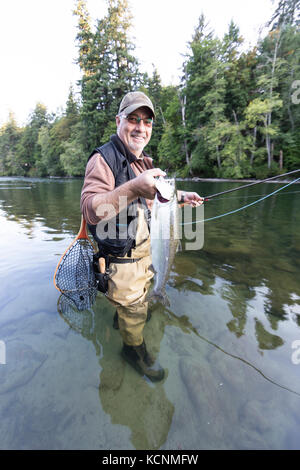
[0, 0, 300, 179]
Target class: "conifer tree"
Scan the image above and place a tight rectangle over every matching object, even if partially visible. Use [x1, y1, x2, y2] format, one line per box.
[65, 85, 80, 124]
[268, 0, 300, 29]
[74, 0, 140, 152]
[139, 67, 165, 159]
[268, 0, 300, 170]
[184, 16, 229, 175]
[0, 112, 22, 175]
[16, 103, 50, 175]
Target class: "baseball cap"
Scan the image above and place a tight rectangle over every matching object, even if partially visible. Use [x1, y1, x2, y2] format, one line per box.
[118, 91, 155, 118]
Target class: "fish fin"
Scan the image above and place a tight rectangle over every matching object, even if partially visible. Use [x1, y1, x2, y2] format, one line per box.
[148, 263, 156, 274]
[176, 241, 182, 252]
[147, 289, 170, 307]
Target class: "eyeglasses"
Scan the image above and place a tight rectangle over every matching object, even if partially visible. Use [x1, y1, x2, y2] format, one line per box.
[123, 115, 155, 127]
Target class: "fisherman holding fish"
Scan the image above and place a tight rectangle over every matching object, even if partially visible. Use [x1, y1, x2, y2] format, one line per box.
[81, 91, 203, 381]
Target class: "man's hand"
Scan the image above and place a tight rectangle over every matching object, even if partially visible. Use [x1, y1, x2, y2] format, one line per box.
[180, 191, 204, 207]
[132, 168, 166, 200]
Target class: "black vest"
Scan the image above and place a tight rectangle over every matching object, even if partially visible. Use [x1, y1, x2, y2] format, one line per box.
[87, 135, 151, 258]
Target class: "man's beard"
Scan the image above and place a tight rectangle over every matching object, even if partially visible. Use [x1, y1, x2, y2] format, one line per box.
[128, 135, 146, 154]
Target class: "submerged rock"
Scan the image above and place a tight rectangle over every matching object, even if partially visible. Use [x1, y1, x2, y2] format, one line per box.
[179, 356, 226, 440]
[0, 340, 47, 395]
[254, 319, 284, 350]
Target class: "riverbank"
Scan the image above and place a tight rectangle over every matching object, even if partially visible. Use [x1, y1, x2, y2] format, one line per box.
[1, 174, 299, 185]
[176, 176, 300, 184]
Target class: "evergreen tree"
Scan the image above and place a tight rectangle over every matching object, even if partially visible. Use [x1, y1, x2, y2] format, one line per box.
[184, 16, 230, 175]
[16, 103, 50, 175]
[106, 0, 140, 103]
[36, 88, 81, 177]
[268, 0, 300, 29]
[2, 0, 299, 178]
[65, 84, 80, 124]
[157, 89, 186, 174]
[222, 21, 252, 121]
[60, 121, 87, 176]
[74, 0, 140, 152]
[269, 1, 300, 170]
[247, 0, 300, 173]
[139, 67, 165, 160]
[73, 0, 93, 72]
[0, 112, 22, 175]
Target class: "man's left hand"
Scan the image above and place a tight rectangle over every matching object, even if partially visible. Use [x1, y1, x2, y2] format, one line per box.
[181, 191, 204, 207]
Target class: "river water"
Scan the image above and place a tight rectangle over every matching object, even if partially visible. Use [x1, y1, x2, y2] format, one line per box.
[0, 176, 300, 450]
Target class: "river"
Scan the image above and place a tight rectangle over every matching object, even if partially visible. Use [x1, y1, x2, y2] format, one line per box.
[0, 176, 300, 450]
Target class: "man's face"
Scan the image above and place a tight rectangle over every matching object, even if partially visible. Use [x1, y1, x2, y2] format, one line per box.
[116, 106, 153, 157]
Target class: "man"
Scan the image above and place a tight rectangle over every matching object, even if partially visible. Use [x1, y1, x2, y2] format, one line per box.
[81, 91, 203, 382]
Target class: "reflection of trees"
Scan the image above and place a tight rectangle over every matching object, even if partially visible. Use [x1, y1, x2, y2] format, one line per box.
[3, 177, 300, 358]
[164, 308, 300, 399]
[57, 290, 175, 450]
[0, 178, 83, 235]
[254, 319, 283, 351]
[175, 181, 300, 353]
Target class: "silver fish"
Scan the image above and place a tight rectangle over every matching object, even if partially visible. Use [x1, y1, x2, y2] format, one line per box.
[148, 177, 181, 306]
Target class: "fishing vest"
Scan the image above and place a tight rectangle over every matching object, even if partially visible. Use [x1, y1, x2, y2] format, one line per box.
[87, 135, 151, 259]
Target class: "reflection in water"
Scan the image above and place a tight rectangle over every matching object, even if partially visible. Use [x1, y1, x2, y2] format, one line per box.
[57, 286, 300, 451]
[0, 177, 84, 235]
[164, 308, 300, 399]
[1, 177, 299, 345]
[174, 179, 300, 351]
[254, 319, 284, 351]
[57, 291, 175, 450]
[57, 288, 98, 315]
[2, 176, 300, 360]
[1, 177, 300, 449]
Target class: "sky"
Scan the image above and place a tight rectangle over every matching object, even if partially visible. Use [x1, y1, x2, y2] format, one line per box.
[0, 0, 275, 127]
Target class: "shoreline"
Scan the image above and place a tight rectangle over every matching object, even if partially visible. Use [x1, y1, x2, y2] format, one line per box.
[175, 176, 300, 184]
[0, 175, 299, 184]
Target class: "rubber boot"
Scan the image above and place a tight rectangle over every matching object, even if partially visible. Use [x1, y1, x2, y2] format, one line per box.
[113, 309, 152, 330]
[121, 340, 165, 382]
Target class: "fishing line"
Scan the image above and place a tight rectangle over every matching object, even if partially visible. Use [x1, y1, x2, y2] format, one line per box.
[166, 308, 300, 398]
[203, 168, 300, 201]
[205, 190, 300, 202]
[182, 177, 300, 225]
[197, 331, 300, 398]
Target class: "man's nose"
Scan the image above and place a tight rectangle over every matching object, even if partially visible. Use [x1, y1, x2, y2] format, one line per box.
[135, 119, 146, 130]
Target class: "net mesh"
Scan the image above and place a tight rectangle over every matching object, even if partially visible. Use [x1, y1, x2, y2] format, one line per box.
[57, 288, 97, 334]
[55, 238, 97, 293]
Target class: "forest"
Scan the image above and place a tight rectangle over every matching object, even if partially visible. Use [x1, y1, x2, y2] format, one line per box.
[0, 0, 299, 179]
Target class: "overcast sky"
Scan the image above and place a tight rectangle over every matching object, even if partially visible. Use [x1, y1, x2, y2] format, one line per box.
[0, 0, 274, 127]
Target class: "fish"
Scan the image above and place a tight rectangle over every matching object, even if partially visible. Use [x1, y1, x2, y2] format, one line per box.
[147, 177, 181, 306]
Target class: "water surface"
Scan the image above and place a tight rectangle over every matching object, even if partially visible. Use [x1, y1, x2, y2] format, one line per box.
[0, 176, 300, 450]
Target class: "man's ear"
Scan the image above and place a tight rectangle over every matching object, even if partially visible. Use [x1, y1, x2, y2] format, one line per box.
[116, 115, 121, 127]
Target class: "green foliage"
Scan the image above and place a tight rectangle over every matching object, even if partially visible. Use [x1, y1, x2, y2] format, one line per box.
[74, 0, 140, 151]
[157, 122, 183, 171]
[60, 122, 87, 176]
[0, 112, 23, 175]
[1, 0, 300, 178]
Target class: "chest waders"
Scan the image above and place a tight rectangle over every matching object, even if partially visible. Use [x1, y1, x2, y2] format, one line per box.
[87, 135, 151, 293]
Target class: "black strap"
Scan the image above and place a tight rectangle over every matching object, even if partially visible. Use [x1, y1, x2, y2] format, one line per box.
[108, 257, 141, 264]
[126, 160, 151, 232]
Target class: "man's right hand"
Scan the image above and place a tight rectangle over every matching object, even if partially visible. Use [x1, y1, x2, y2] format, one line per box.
[131, 168, 166, 200]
